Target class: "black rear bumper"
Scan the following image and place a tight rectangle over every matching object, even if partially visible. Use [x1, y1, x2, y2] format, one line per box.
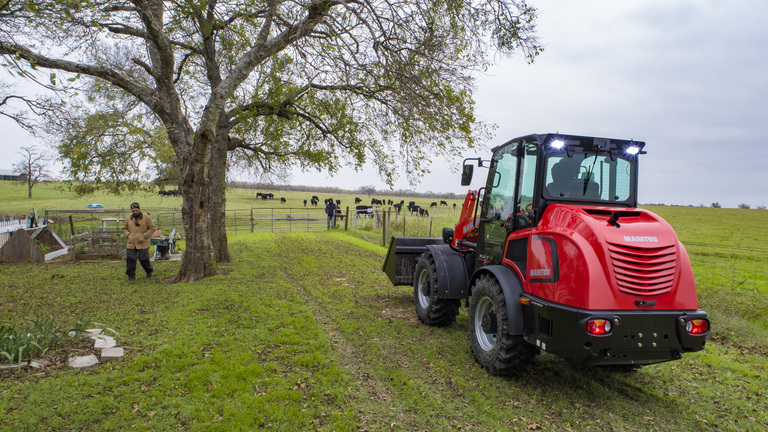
[521, 295, 709, 366]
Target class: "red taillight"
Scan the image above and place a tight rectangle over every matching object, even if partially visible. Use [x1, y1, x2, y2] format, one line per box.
[586, 319, 612, 335]
[686, 319, 709, 334]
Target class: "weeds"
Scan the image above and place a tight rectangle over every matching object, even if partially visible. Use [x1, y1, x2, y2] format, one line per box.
[0, 317, 94, 365]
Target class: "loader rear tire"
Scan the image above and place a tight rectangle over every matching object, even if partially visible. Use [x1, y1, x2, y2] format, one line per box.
[413, 252, 460, 326]
[468, 274, 538, 375]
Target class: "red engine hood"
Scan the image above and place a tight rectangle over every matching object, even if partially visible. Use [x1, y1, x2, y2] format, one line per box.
[525, 204, 700, 310]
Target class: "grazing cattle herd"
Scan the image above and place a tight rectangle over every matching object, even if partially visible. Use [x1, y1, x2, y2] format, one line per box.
[157, 189, 181, 196]
[160, 187, 456, 222]
[226, 191, 457, 218]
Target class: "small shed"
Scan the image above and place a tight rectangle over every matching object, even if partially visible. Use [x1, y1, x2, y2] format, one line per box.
[0, 226, 69, 263]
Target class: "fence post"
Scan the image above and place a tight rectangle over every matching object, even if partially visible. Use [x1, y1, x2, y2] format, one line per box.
[344, 207, 349, 230]
[251, 208, 254, 232]
[382, 210, 387, 246]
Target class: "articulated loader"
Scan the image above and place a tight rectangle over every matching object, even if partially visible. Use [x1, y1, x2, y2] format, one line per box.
[383, 133, 709, 375]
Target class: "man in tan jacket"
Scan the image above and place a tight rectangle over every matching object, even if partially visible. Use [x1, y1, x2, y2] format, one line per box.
[123, 202, 156, 280]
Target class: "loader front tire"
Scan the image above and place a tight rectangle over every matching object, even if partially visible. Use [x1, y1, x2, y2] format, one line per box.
[468, 274, 538, 375]
[413, 252, 459, 326]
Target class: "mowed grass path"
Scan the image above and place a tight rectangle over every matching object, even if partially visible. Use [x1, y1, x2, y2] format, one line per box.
[2, 231, 767, 431]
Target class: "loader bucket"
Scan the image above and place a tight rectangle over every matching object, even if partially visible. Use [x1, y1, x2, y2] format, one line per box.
[382, 236, 444, 286]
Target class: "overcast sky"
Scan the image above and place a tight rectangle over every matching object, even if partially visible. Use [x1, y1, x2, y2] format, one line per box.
[292, 0, 768, 208]
[2, 0, 766, 208]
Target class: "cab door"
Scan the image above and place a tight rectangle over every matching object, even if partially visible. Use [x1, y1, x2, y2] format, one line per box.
[478, 142, 520, 266]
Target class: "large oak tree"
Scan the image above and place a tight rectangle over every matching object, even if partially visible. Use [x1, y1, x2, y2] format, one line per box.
[0, 0, 540, 282]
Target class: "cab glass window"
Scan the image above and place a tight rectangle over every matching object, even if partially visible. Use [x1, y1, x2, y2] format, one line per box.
[516, 143, 537, 228]
[544, 153, 634, 203]
[486, 144, 518, 222]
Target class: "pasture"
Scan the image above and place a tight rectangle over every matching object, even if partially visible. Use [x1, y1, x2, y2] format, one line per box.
[1, 181, 767, 430]
[0, 181, 464, 217]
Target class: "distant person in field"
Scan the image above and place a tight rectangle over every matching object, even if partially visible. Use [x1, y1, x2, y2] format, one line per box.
[325, 197, 337, 229]
[122, 202, 156, 280]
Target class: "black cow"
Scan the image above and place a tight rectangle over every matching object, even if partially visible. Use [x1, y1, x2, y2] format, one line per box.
[336, 199, 341, 205]
[419, 208, 429, 217]
[304, 199, 307, 207]
[312, 195, 319, 202]
[355, 205, 374, 218]
[280, 197, 287, 203]
[408, 201, 416, 207]
[430, 202, 438, 207]
[371, 198, 383, 206]
[393, 203, 402, 214]
[354, 197, 362, 204]
[440, 200, 448, 206]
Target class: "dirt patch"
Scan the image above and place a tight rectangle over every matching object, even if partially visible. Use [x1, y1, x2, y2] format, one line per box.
[706, 333, 768, 356]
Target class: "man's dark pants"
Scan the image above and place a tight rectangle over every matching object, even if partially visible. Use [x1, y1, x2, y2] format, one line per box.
[126, 248, 153, 278]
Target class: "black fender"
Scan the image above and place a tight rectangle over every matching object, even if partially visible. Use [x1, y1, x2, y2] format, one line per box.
[424, 244, 469, 299]
[469, 265, 525, 335]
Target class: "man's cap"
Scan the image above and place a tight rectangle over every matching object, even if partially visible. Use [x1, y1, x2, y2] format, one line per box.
[130, 202, 140, 209]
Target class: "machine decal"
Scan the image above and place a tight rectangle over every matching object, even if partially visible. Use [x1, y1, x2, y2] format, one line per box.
[529, 236, 559, 283]
[623, 236, 659, 243]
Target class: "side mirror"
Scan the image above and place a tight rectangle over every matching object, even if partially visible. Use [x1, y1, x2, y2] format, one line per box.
[461, 164, 474, 186]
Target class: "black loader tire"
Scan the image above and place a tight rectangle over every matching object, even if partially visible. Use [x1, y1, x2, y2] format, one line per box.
[468, 274, 538, 375]
[413, 252, 460, 326]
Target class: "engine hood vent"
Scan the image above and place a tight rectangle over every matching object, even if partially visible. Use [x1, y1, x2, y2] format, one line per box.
[606, 242, 677, 296]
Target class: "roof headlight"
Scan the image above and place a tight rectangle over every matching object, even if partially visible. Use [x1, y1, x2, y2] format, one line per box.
[550, 139, 566, 150]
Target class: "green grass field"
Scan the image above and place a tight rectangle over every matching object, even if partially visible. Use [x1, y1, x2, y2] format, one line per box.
[0, 181, 465, 216]
[1, 182, 768, 431]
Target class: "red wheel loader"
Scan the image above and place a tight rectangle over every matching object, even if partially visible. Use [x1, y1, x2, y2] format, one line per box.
[382, 133, 709, 375]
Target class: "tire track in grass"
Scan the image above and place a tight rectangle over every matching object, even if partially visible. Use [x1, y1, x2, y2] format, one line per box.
[272, 232, 412, 430]
[273, 232, 477, 431]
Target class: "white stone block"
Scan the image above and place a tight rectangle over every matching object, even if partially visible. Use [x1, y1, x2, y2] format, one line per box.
[68, 355, 99, 368]
[100, 347, 125, 362]
[93, 335, 117, 351]
[0, 362, 28, 370]
[85, 329, 104, 341]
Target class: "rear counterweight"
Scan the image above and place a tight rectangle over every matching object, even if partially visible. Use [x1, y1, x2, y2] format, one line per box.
[521, 295, 709, 366]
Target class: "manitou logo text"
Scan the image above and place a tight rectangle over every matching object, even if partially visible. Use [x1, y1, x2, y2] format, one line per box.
[530, 269, 551, 277]
[624, 236, 659, 243]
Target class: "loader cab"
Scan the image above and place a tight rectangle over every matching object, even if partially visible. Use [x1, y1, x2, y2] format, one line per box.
[475, 134, 644, 266]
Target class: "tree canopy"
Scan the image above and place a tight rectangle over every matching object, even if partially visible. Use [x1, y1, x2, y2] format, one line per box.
[0, 0, 541, 282]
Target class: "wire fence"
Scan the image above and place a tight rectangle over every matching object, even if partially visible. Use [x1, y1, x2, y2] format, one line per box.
[42, 205, 459, 248]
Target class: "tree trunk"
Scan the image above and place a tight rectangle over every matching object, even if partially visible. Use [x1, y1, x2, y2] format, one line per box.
[208, 122, 231, 263]
[172, 129, 218, 282]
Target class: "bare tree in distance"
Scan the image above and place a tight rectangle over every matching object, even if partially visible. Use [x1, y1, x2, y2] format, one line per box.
[357, 185, 377, 197]
[13, 145, 51, 198]
[0, 0, 541, 282]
